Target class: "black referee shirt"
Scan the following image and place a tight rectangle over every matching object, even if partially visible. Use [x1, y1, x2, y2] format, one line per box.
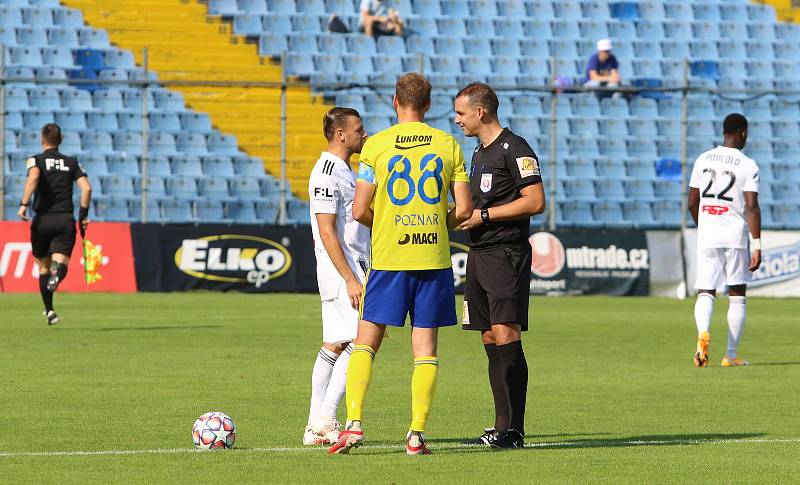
[26, 148, 86, 214]
[468, 128, 542, 250]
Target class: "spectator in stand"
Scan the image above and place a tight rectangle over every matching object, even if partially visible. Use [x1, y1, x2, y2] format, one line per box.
[583, 39, 621, 97]
[359, 0, 404, 37]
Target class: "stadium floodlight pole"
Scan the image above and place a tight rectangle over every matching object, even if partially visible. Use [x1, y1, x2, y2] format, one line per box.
[278, 50, 288, 225]
[548, 56, 558, 231]
[678, 57, 690, 297]
[140, 48, 150, 224]
[0, 45, 6, 220]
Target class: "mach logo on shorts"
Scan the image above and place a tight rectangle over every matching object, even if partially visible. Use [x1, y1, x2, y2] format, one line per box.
[702, 205, 729, 216]
[398, 232, 438, 245]
[175, 235, 292, 288]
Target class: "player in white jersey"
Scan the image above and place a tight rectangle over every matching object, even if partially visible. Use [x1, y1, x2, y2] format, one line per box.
[304, 107, 370, 444]
[688, 113, 761, 368]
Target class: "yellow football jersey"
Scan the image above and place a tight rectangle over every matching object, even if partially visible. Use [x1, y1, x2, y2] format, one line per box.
[357, 121, 469, 271]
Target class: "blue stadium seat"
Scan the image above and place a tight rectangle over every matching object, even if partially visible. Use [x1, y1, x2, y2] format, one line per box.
[565, 158, 596, 178]
[748, 120, 772, 138]
[5, 112, 23, 131]
[376, 35, 405, 55]
[609, 2, 638, 21]
[561, 201, 600, 227]
[195, 200, 229, 223]
[290, 14, 320, 33]
[199, 178, 234, 201]
[200, 157, 235, 177]
[638, 2, 664, 21]
[748, 4, 777, 23]
[407, 17, 437, 37]
[651, 200, 680, 227]
[654, 158, 681, 180]
[81, 132, 113, 155]
[471, 0, 498, 17]
[234, 156, 264, 176]
[509, 117, 539, 139]
[94, 198, 132, 222]
[772, 185, 800, 203]
[259, 32, 288, 57]
[564, 178, 596, 201]
[19, 131, 41, 153]
[162, 199, 197, 223]
[209, 0, 239, 15]
[54, 7, 84, 29]
[773, 121, 800, 139]
[597, 138, 626, 158]
[171, 155, 203, 176]
[92, 89, 123, 112]
[225, 200, 258, 224]
[235, 14, 266, 35]
[0, 6, 23, 28]
[87, 112, 118, 132]
[149, 133, 178, 157]
[102, 174, 135, 198]
[512, 95, 544, 117]
[268, 0, 296, 14]
[596, 158, 626, 178]
[60, 132, 82, 155]
[176, 133, 209, 156]
[230, 177, 262, 200]
[608, 20, 636, 41]
[67, 67, 99, 92]
[165, 176, 198, 200]
[594, 201, 627, 226]
[749, 22, 776, 42]
[636, 20, 665, 40]
[23, 111, 54, 129]
[18, 27, 49, 47]
[720, 4, 747, 22]
[256, 199, 279, 222]
[774, 163, 800, 182]
[105, 155, 138, 177]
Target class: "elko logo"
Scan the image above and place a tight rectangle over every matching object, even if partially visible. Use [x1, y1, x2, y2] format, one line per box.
[529, 232, 566, 278]
[174, 235, 292, 288]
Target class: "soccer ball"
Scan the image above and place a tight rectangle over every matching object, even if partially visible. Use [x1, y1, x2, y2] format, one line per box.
[192, 412, 236, 450]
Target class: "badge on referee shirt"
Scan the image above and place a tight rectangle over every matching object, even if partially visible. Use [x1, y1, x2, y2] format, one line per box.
[516, 156, 540, 178]
[25, 158, 36, 170]
[480, 173, 493, 193]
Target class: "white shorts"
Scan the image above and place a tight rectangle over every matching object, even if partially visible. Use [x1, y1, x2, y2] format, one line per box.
[695, 248, 750, 290]
[321, 284, 359, 344]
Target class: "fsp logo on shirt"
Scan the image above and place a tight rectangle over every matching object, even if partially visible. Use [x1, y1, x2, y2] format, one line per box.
[45, 158, 69, 172]
[702, 205, 730, 216]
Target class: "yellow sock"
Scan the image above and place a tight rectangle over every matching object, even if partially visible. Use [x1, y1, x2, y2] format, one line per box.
[410, 356, 439, 432]
[345, 344, 375, 423]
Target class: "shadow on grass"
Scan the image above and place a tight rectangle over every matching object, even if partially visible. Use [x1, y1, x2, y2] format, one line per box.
[355, 432, 768, 456]
[750, 362, 800, 367]
[58, 325, 225, 332]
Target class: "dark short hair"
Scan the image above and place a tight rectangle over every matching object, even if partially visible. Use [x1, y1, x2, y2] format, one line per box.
[456, 82, 499, 117]
[723, 113, 748, 134]
[322, 107, 361, 141]
[41, 123, 62, 146]
[395, 72, 431, 111]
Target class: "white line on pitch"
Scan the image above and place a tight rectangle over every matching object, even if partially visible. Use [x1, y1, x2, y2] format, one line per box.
[1, 437, 799, 458]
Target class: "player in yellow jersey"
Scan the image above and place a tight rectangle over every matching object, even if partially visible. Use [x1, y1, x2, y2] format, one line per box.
[328, 73, 473, 455]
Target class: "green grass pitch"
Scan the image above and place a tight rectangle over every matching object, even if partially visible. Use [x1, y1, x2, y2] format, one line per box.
[2, 293, 799, 483]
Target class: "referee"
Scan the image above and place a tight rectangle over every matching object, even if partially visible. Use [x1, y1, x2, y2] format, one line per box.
[454, 83, 546, 449]
[17, 123, 92, 325]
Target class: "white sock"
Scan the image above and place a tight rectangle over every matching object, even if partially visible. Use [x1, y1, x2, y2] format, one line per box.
[694, 292, 715, 334]
[308, 347, 339, 423]
[726, 296, 746, 359]
[318, 343, 352, 421]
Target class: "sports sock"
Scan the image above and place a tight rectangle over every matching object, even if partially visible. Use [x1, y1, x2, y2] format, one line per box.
[308, 347, 338, 422]
[38, 275, 53, 312]
[694, 292, 715, 334]
[410, 356, 438, 432]
[345, 344, 375, 423]
[726, 296, 746, 359]
[48, 262, 67, 292]
[484, 343, 510, 433]
[319, 343, 352, 421]
[497, 341, 528, 434]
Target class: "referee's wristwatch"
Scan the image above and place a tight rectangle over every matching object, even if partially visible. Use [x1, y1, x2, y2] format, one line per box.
[480, 208, 490, 225]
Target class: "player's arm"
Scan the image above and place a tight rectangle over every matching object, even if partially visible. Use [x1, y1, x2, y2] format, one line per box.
[687, 187, 700, 226]
[447, 181, 473, 229]
[316, 213, 363, 309]
[353, 160, 376, 228]
[17, 165, 40, 221]
[744, 191, 761, 272]
[76, 175, 92, 235]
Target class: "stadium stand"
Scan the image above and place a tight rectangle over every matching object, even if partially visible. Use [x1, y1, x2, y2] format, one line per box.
[2, 0, 798, 229]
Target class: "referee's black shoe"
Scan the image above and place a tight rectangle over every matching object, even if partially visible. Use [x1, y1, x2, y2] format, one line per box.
[461, 428, 498, 446]
[491, 429, 524, 449]
[43, 310, 59, 325]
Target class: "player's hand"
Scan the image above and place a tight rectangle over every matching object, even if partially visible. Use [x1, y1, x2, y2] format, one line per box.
[749, 250, 762, 272]
[346, 277, 363, 310]
[79, 217, 90, 237]
[17, 205, 29, 221]
[458, 209, 483, 231]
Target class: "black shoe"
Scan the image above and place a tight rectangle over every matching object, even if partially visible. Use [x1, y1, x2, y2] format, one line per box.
[461, 428, 498, 446]
[491, 429, 524, 449]
[44, 310, 59, 325]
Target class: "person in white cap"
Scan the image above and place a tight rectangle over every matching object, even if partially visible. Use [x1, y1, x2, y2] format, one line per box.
[583, 38, 620, 95]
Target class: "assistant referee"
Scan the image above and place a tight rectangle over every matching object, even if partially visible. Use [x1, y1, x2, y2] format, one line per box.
[17, 123, 92, 325]
[454, 83, 546, 449]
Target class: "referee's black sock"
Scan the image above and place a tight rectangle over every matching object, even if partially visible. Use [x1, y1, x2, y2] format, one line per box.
[497, 340, 528, 435]
[39, 275, 53, 313]
[484, 343, 510, 434]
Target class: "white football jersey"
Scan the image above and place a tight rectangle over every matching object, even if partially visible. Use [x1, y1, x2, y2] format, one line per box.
[308, 151, 371, 300]
[689, 145, 759, 249]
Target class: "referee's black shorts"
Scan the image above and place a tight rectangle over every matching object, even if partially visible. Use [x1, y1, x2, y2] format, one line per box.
[463, 243, 532, 332]
[30, 212, 77, 258]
